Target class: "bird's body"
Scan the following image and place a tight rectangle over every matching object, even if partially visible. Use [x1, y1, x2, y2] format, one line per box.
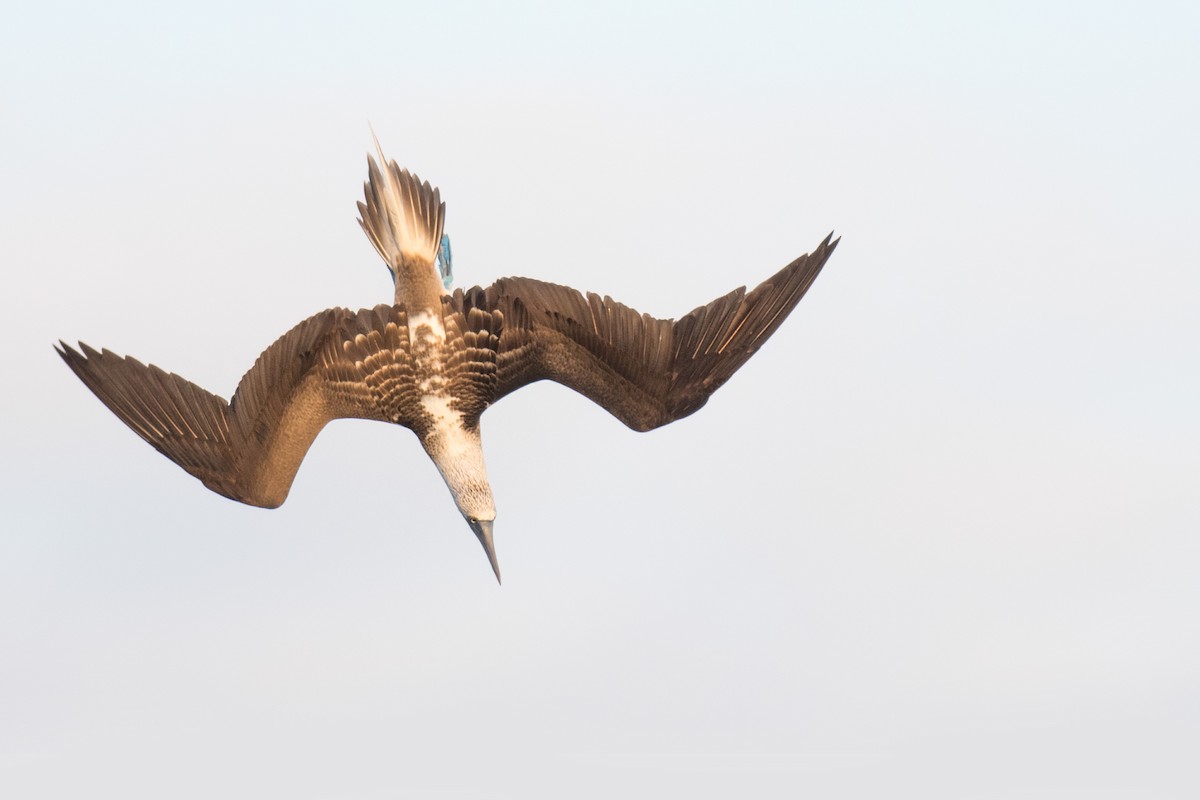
[58, 143, 838, 581]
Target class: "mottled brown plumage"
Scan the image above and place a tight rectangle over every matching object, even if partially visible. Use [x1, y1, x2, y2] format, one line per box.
[57, 237, 835, 498]
[57, 144, 837, 581]
[473, 232, 837, 431]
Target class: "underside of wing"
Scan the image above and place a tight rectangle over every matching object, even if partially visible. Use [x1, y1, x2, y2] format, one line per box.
[471, 233, 838, 431]
[58, 306, 421, 508]
[57, 341, 237, 493]
[666, 233, 838, 420]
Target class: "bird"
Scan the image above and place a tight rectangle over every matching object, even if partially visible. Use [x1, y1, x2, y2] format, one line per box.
[57, 142, 838, 583]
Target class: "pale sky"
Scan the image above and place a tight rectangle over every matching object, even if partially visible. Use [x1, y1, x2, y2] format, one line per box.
[3, 1, 1198, 798]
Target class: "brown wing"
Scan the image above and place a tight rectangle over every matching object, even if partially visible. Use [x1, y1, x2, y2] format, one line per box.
[57, 305, 427, 508]
[437, 297, 503, 430]
[466, 233, 838, 431]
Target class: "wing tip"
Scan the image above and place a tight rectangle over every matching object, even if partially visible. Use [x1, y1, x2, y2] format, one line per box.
[55, 339, 100, 367]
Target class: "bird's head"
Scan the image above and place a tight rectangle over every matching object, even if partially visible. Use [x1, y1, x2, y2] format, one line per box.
[464, 514, 500, 585]
[422, 425, 501, 584]
[446, 464, 499, 584]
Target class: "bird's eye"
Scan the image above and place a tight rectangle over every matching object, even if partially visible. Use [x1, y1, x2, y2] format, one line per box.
[468, 517, 477, 524]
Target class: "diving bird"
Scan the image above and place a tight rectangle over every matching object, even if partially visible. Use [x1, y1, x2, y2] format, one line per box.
[57, 144, 838, 583]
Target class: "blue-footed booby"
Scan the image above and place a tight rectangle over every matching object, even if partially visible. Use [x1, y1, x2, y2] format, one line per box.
[57, 144, 838, 583]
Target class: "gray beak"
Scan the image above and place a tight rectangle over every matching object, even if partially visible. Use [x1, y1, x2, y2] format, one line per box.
[469, 518, 501, 584]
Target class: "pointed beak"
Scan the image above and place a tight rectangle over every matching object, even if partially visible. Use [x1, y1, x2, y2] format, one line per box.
[469, 519, 502, 585]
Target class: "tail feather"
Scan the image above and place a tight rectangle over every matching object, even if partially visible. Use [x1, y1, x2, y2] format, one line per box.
[356, 137, 445, 279]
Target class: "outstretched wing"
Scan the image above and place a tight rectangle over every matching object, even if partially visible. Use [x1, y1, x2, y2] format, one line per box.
[57, 305, 425, 508]
[466, 233, 838, 431]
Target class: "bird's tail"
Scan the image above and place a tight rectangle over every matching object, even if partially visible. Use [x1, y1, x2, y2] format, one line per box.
[356, 134, 446, 282]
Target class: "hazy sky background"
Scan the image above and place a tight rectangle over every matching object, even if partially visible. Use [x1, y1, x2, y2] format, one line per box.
[3, 1, 1198, 797]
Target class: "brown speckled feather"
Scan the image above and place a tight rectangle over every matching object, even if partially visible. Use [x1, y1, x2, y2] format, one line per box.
[440, 296, 502, 428]
[57, 297, 510, 507]
[58, 307, 426, 508]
